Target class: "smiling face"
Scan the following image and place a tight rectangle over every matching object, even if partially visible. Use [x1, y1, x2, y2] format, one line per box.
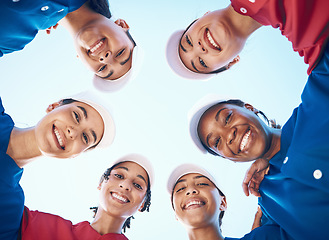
[74, 18, 135, 80]
[35, 101, 104, 158]
[197, 103, 271, 162]
[179, 10, 244, 73]
[172, 173, 223, 228]
[98, 161, 148, 218]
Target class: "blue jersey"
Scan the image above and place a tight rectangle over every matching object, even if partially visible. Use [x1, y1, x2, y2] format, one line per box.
[0, 0, 86, 56]
[0, 98, 25, 240]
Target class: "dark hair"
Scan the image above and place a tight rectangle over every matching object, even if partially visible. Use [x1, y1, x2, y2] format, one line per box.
[181, 20, 229, 74]
[197, 99, 281, 157]
[171, 176, 226, 229]
[90, 162, 152, 233]
[86, 0, 112, 19]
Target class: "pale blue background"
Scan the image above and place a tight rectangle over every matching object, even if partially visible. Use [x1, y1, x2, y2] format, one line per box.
[0, 0, 307, 239]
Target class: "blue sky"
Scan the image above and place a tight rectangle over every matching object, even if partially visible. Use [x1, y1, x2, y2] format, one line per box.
[0, 0, 308, 239]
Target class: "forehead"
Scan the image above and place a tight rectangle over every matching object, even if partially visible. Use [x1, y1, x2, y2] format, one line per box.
[115, 161, 149, 183]
[176, 173, 211, 185]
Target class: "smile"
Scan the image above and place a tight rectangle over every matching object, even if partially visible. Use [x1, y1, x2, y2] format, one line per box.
[53, 125, 65, 150]
[205, 28, 221, 51]
[111, 192, 129, 203]
[183, 200, 205, 210]
[240, 129, 251, 152]
[89, 39, 105, 55]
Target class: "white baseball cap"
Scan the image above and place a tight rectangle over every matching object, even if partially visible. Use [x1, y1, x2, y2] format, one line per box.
[166, 30, 216, 80]
[111, 153, 154, 188]
[93, 45, 144, 93]
[167, 163, 221, 195]
[66, 91, 116, 148]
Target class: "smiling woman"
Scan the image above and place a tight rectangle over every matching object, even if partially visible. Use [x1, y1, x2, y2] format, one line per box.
[0, 91, 115, 240]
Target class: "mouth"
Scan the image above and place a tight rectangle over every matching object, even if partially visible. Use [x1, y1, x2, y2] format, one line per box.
[183, 199, 205, 210]
[111, 192, 130, 204]
[239, 128, 251, 152]
[204, 28, 222, 51]
[52, 125, 65, 150]
[88, 38, 106, 55]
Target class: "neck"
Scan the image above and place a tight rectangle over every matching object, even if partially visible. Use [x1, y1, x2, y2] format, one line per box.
[7, 127, 42, 168]
[263, 128, 282, 161]
[187, 224, 224, 240]
[91, 208, 126, 235]
[59, 3, 100, 36]
[224, 5, 262, 38]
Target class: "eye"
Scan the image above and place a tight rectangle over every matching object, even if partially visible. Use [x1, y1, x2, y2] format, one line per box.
[225, 112, 232, 125]
[197, 183, 209, 186]
[114, 173, 124, 179]
[82, 132, 89, 144]
[176, 186, 185, 193]
[186, 35, 193, 46]
[73, 111, 80, 123]
[116, 48, 125, 57]
[215, 137, 221, 148]
[199, 58, 208, 68]
[134, 183, 143, 190]
[98, 65, 106, 72]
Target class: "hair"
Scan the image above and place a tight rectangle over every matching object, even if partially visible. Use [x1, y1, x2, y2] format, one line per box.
[90, 162, 152, 233]
[171, 175, 226, 229]
[197, 99, 281, 157]
[180, 20, 229, 74]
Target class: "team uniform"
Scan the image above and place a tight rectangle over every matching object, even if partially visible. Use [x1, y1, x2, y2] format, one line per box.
[225, 42, 329, 240]
[0, 0, 86, 57]
[0, 98, 24, 240]
[231, 0, 329, 75]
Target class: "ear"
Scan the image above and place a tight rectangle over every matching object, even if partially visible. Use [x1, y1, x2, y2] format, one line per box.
[244, 103, 258, 114]
[46, 102, 61, 113]
[138, 200, 146, 212]
[219, 196, 227, 211]
[227, 55, 240, 69]
[114, 19, 130, 31]
[203, 11, 211, 16]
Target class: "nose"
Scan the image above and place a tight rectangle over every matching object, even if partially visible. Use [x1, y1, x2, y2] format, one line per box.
[186, 187, 199, 196]
[227, 127, 237, 145]
[197, 41, 207, 53]
[99, 50, 112, 63]
[67, 126, 78, 140]
[119, 180, 131, 191]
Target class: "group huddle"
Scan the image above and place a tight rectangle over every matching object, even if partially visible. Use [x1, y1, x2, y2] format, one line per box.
[0, 0, 329, 240]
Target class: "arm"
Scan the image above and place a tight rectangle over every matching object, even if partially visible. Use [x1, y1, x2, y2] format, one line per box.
[251, 206, 263, 230]
[242, 158, 269, 197]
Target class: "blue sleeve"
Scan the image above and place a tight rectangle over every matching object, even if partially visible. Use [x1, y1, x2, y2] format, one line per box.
[225, 225, 291, 240]
[0, 97, 25, 240]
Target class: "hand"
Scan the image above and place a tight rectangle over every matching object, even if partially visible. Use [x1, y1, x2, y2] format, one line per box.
[242, 158, 269, 197]
[46, 23, 59, 34]
[251, 206, 263, 230]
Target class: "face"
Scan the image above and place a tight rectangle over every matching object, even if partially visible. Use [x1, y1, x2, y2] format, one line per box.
[74, 18, 135, 80]
[35, 101, 104, 158]
[198, 103, 271, 162]
[172, 173, 224, 228]
[179, 10, 244, 73]
[98, 161, 148, 218]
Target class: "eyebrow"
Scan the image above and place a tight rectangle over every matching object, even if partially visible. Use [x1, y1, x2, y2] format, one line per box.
[77, 106, 87, 118]
[91, 130, 97, 144]
[191, 61, 200, 72]
[215, 108, 227, 121]
[206, 133, 213, 148]
[180, 42, 187, 53]
[101, 70, 114, 79]
[206, 107, 227, 147]
[120, 50, 132, 66]
[175, 175, 208, 187]
[115, 166, 147, 185]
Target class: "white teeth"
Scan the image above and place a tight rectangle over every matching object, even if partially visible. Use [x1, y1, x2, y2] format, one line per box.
[240, 130, 251, 151]
[112, 193, 128, 203]
[207, 31, 219, 48]
[90, 40, 103, 53]
[54, 128, 64, 147]
[185, 200, 203, 209]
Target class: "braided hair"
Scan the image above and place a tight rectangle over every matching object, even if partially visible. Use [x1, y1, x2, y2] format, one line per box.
[90, 162, 151, 232]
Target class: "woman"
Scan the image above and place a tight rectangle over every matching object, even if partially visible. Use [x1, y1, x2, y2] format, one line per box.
[0, 91, 115, 240]
[166, 0, 328, 79]
[167, 163, 272, 240]
[0, 0, 141, 89]
[19, 153, 153, 239]
[187, 43, 329, 239]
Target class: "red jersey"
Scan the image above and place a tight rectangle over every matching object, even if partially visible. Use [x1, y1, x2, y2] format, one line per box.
[231, 0, 329, 74]
[20, 207, 129, 240]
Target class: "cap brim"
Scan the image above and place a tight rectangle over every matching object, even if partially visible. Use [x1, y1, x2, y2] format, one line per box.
[93, 46, 144, 93]
[166, 30, 215, 80]
[167, 163, 221, 194]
